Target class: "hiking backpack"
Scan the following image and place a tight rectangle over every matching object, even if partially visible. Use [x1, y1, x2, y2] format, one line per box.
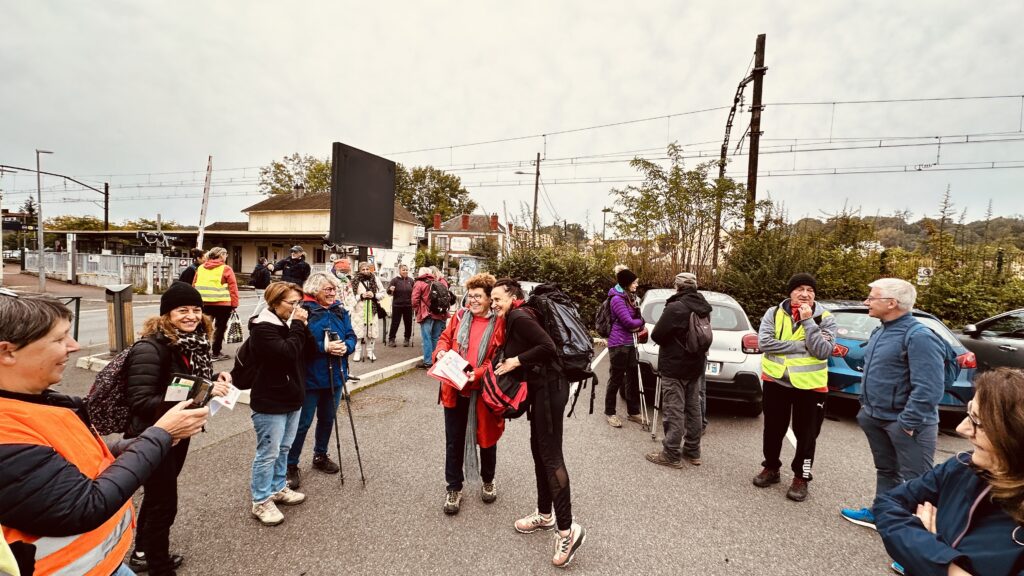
[86, 340, 166, 435]
[594, 296, 613, 338]
[903, 322, 961, 388]
[683, 311, 714, 354]
[428, 280, 452, 315]
[230, 333, 259, 391]
[480, 362, 529, 419]
[525, 283, 599, 416]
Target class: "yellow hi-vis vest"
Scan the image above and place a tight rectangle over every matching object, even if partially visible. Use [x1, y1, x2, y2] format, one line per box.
[761, 306, 831, 390]
[0, 397, 135, 576]
[194, 264, 230, 303]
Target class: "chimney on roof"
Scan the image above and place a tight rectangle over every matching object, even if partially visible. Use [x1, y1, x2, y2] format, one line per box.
[489, 214, 499, 232]
[433, 213, 441, 229]
[461, 214, 470, 230]
[293, 183, 305, 198]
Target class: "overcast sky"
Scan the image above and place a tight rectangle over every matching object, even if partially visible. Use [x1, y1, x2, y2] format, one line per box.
[2, 1, 1022, 234]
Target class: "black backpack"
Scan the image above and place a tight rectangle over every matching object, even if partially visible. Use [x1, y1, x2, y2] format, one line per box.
[595, 296, 613, 338]
[525, 283, 599, 415]
[683, 311, 713, 354]
[428, 280, 451, 315]
[86, 340, 167, 435]
[230, 334, 259, 391]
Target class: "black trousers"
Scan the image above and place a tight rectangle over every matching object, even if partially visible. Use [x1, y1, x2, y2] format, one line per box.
[443, 393, 496, 491]
[761, 379, 827, 481]
[530, 375, 573, 531]
[135, 439, 190, 576]
[605, 345, 640, 416]
[203, 305, 232, 355]
[388, 305, 414, 343]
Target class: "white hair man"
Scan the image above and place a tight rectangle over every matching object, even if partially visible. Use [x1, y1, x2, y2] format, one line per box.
[840, 278, 946, 529]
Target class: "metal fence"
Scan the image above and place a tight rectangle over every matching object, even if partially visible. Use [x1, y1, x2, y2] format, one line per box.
[23, 252, 190, 291]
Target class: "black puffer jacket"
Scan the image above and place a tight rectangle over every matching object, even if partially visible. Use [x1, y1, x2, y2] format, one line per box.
[124, 334, 190, 439]
[248, 308, 313, 414]
[274, 257, 311, 287]
[0, 389, 172, 538]
[650, 288, 713, 380]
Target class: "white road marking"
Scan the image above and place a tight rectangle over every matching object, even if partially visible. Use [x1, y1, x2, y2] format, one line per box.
[786, 428, 797, 448]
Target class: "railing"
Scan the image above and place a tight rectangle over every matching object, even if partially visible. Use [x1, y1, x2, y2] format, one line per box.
[24, 253, 190, 291]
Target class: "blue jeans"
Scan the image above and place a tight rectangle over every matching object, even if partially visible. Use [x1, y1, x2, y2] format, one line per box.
[289, 387, 342, 467]
[857, 408, 938, 502]
[420, 318, 445, 366]
[251, 409, 301, 503]
[112, 563, 137, 576]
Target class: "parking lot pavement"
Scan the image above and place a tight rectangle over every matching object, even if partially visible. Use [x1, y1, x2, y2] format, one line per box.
[56, 349, 970, 575]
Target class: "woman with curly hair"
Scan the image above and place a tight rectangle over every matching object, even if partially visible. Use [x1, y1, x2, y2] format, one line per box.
[876, 367, 1024, 576]
[124, 282, 232, 575]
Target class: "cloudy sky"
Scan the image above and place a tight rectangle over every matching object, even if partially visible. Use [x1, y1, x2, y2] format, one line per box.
[2, 1, 1022, 234]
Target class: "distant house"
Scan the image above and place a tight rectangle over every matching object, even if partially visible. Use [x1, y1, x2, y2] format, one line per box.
[426, 213, 507, 258]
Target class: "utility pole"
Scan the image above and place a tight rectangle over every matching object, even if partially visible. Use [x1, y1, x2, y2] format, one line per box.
[197, 156, 212, 250]
[602, 207, 612, 240]
[103, 182, 110, 250]
[531, 152, 540, 248]
[745, 33, 767, 233]
[36, 149, 53, 293]
[0, 167, 17, 287]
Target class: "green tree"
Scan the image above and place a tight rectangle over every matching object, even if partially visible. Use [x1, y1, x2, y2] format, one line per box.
[395, 164, 478, 228]
[258, 153, 332, 196]
[44, 215, 106, 230]
[20, 197, 37, 219]
[120, 218, 189, 230]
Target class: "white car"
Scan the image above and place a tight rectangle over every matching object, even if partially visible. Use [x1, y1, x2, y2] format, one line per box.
[636, 289, 764, 415]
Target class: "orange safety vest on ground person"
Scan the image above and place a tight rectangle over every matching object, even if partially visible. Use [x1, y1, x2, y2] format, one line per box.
[0, 397, 135, 576]
[194, 263, 230, 303]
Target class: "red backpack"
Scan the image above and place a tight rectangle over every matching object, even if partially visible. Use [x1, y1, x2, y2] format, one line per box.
[480, 362, 529, 419]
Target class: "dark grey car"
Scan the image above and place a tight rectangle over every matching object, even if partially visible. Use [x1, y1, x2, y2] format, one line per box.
[957, 308, 1024, 373]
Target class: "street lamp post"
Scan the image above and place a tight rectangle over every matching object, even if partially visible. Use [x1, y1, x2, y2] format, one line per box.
[35, 149, 52, 293]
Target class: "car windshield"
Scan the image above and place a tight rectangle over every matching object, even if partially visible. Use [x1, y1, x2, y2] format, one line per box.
[643, 300, 750, 331]
[832, 311, 960, 348]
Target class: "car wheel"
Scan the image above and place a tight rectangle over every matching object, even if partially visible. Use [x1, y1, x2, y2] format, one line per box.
[742, 401, 763, 418]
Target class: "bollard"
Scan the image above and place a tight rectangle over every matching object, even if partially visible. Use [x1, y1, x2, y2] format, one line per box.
[105, 284, 134, 354]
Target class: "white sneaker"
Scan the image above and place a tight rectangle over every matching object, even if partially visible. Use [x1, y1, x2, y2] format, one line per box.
[353, 346, 362, 362]
[251, 499, 284, 526]
[552, 522, 586, 568]
[271, 486, 306, 506]
[514, 509, 556, 533]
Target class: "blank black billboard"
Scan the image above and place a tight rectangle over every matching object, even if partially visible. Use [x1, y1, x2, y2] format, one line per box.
[329, 142, 396, 248]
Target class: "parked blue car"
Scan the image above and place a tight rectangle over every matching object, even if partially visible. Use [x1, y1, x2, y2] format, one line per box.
[819, 302, 977, 412]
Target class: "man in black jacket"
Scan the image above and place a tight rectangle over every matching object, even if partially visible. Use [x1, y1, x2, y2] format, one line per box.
[0, 292, 208, 576]
[646, 272, 713, 468]
[273, 246, 311, 286]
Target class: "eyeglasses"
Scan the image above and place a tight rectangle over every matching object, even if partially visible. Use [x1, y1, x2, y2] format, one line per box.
[283, 299, 302, 306]
[467, 294, 487, 301]
[965, 400, 983, 435]
[321, 287, 337, 293]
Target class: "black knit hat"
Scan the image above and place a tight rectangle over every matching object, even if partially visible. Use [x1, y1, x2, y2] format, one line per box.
[161, 281, 204, 316]
[787, 273, 817, 294]
[616, 268, 638, 288]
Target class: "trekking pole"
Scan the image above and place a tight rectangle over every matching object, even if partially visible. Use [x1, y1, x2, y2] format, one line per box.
[324, 334, 345, 485]
[338, 354, 366, 486]
[633, 332, 649, 430]
[650, 373, 661, 441]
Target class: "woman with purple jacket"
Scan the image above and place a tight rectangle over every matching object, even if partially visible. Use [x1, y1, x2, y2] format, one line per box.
[604, 267, 645, 428]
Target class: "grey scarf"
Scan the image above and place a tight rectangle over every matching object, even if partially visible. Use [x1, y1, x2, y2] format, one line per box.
[454, 308, 498, 481]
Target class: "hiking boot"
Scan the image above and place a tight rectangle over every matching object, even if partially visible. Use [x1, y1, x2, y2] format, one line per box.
[626, 413, 644, 425]
[312, 454, 340, 474]
[552, 522, 586, 568]
[129, 551, 183, 572]
[404, 339, 412, 347]
[645, 451, 684, 469]
[271, 486, 306, 506]
[481, 481, 497, 504]
[840, 507, 877, 530]
[251, 499, 284, 526]
[387, 340, 396, 347]
[286, 465, 301, 489]
[786, 478, 809, 502]
[606, 415, 623, 428]
[685, 456, 702, 466]
[515, 510, 556, 534]
[443, 490, 463, 515]
[752, 467, 781, 488]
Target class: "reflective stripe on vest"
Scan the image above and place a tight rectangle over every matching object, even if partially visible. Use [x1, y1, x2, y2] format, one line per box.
[760, 307, 831, 390]
[194, 264, 229, 302]
[0, 397, 137, 576]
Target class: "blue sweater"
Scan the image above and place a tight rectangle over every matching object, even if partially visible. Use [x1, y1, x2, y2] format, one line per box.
[860, 313, 945, 430]
[876, 455, 1024, 576]
[302, 298, 357, 390]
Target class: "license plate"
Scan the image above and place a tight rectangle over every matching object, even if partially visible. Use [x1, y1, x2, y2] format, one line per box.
[705, 362, 721, 376]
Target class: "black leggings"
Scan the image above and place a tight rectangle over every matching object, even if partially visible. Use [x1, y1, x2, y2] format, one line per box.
[530, 375, 573, 531]
[203, 305, 232, 355]
[135, 439, 190, 576]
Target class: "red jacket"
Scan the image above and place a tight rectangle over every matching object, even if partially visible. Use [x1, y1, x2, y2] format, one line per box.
[433, 308, 506, 448]
[412, 274, 449, 322]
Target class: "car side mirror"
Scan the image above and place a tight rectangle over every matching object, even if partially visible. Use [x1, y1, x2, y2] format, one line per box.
[963, 324, 979, 336]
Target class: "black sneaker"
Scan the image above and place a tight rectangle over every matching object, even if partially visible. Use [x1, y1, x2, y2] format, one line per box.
[312, 454, 340, 474]
[348, 375, 361, 382]
[752, 467, 781, 488]
[129, 550, 184, 572]
[286, 465, 301, 489]
[387, 340, 397, 347]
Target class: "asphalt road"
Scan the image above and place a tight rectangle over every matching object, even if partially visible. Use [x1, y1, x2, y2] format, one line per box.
[52, 340, 969, 576]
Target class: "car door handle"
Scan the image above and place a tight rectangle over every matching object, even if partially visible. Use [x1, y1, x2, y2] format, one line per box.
[999, 345, 1018, 352]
